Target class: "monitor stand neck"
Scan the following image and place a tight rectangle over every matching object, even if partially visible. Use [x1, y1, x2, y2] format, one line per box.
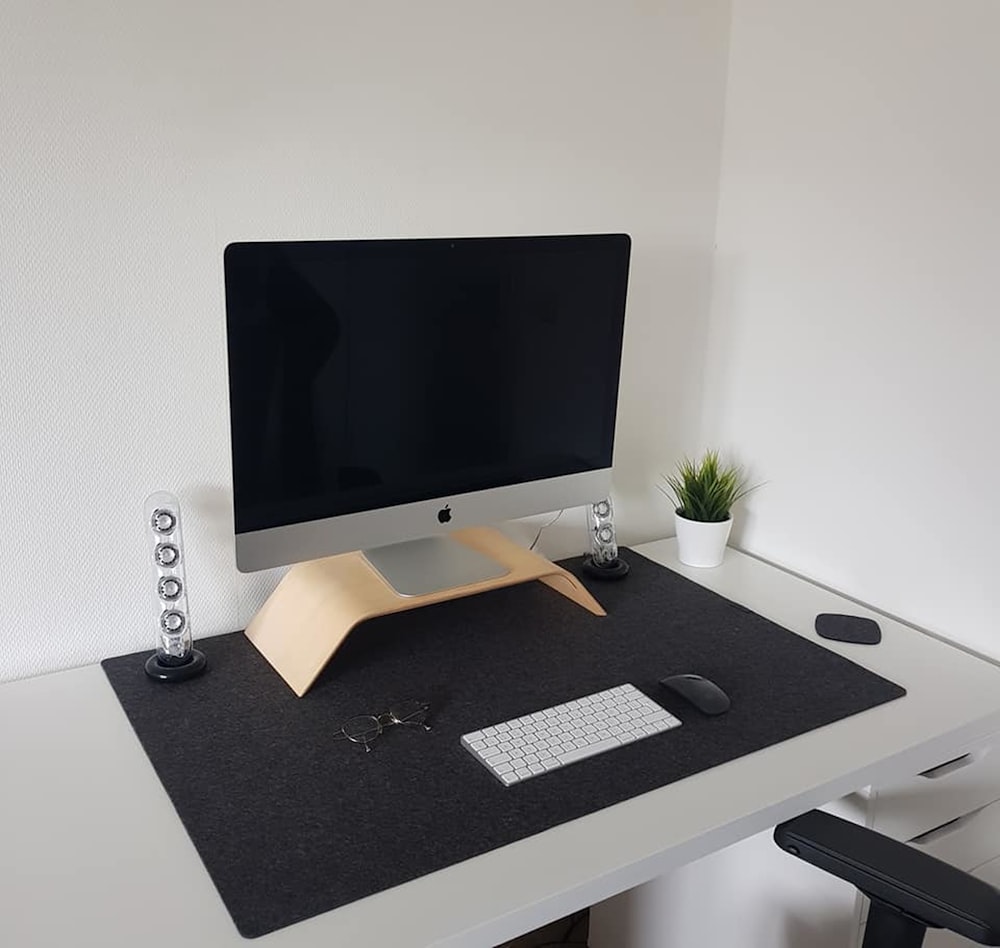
[362, 536, 510, 597]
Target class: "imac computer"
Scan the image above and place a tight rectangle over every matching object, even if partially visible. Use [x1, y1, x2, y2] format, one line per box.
[223, 233, 631, 596]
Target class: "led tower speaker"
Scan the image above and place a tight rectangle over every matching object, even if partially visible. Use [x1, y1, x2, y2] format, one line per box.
[143, 491, 207, 681]
[582, 496, 630, 580]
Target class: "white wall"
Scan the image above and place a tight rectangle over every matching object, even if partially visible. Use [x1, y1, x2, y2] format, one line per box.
[0, 0, 732, 681]
[703, 0, 1000, 656]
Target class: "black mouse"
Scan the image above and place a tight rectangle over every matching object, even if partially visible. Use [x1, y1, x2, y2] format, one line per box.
[659, 674, 731, 716]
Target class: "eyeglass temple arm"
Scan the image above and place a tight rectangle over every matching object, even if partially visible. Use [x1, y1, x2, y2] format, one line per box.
[392, 706, 432, 730]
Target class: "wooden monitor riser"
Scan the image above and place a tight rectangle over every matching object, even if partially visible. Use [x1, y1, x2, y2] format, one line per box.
[244, 526, 606, 697]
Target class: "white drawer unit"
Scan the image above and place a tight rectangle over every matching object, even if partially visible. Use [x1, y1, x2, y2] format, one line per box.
[868, 744, 1000, 841]
[909, 797, 1000, 873]
[854, 743, 1000, 948]
[979, 856, 1000, 886]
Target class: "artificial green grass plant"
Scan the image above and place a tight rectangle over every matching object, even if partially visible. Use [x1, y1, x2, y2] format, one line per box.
[660, 450, 757, 523]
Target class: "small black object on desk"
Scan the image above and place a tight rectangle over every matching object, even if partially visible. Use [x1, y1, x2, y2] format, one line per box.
[145, 648, 207, 682]
[816, 613, 882, 645]
[660, 673, 731, 715]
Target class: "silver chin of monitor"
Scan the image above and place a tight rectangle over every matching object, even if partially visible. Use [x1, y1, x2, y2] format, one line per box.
[234, 468, 613, 574]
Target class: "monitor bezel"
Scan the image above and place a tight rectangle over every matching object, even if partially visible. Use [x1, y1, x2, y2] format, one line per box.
[223, 233, 630, 572]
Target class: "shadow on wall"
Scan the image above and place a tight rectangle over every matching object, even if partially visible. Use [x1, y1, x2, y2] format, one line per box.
[180, 483, 244, 635]
[728, 499, 760, 551]
[613, 244, 719, 547]
[185, 483, 234, 551]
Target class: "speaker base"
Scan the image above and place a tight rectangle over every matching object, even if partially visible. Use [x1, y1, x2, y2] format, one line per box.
[145, 649, 207, 682]
[582, 555, 630, 581]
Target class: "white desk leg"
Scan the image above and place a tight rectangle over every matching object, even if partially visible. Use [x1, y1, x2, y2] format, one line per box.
[589, 803, 865, 948]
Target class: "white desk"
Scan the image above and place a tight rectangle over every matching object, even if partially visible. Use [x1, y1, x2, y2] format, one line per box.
[3, 541, 1000, 948]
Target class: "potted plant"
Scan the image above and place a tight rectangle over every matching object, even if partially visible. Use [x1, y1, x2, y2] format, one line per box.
[658, 451, 758, 567]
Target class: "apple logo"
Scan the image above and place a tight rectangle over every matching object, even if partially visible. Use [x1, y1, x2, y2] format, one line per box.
[437, 505, 452, 524]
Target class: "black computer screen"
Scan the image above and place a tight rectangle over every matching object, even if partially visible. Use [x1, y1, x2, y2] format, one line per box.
[223, 234, 630, 534]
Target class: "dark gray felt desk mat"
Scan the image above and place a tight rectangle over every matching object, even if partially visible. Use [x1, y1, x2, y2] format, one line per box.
[102, 550, 905, 938]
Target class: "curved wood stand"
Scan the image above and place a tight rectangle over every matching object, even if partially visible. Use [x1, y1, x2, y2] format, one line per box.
[244, 526, 606, 697]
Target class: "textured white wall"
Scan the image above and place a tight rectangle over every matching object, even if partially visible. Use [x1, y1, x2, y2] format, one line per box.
[0, 0, 732, 680]
[702, 0, 1000, 657]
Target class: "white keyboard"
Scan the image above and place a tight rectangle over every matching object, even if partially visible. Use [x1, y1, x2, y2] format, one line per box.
[461, 684, 682, 786]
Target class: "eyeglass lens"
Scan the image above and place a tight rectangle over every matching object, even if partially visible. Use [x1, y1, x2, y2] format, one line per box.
[342, 714, 382, 751]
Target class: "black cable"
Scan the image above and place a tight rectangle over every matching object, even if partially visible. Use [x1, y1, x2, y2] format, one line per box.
[529, 508, 564, 551]
[530, 909, 588, 946]
[564, 910, 587, 942]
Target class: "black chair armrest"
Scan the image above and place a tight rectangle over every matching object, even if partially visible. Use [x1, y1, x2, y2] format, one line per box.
[775, 810, 1000, 945]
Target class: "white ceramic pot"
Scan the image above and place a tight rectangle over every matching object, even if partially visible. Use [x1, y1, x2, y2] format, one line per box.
[674, 511, 733, 568]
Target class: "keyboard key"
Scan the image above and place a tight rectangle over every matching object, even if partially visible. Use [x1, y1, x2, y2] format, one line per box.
[558, 737, 621, 765]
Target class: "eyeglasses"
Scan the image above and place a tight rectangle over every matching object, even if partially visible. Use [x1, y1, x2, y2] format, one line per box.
[332, 699, 432, 752]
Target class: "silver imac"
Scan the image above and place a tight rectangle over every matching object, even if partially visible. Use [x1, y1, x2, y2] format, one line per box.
[223, 234, 631, 595]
